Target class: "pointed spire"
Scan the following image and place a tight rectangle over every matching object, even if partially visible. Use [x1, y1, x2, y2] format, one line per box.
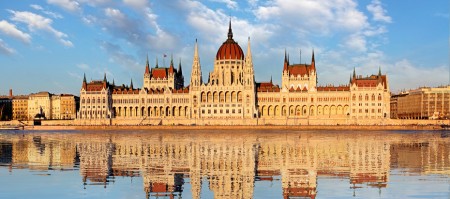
[312, 49, 315, 63]
[227, 18, 233, 39]
[287, 53, 290, 65]
[246, 37, 252, 58]
[169, 54, 174, 74]
[130, 78, 134, 89]
[178, 58, 182, 75]
[283, 49, 288, 71]
[145, 53, 150, 74]
[270, 75, 273, 84]
[155, 57, 159, 68]
[82, 73, 87, 89]
[112, 79, 115, 86]
[103, 73, 107, 82]
[194, 39, 199, 59]
[353, 67, 356, 79]
[378, 66, 382, 76]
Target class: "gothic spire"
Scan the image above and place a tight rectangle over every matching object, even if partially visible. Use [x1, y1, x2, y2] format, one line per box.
[227, 18, 233, 39]
[130, 78, 133, 89]
[353, 67, 356, 79]
[83, 73, 86, 83]
[378, 66, 382, 76]
[169, 54, 174, 74]
[103, 73, 107, 82]
[145, 53, 150, 74]
[178, 58, 182, 75]
[312, 49, 315, 63]
[155, 57, 159, 68]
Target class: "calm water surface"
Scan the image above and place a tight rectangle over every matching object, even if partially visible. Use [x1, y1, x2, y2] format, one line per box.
[0, 130, 449, 199]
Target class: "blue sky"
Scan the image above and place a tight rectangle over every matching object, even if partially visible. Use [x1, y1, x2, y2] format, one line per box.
[0, 0, 448, 95]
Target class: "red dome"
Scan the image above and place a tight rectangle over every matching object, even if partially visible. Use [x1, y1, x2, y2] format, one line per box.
[216, 21, 244, 60]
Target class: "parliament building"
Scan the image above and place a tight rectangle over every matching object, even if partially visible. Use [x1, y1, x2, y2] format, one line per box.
[77, 22, 390, 125]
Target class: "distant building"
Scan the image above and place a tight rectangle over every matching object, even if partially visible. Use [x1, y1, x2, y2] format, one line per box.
[28, 91, 79, 120]
[60, 94, 78, 120]
[12, 95, 28, 121]
[391, 86, 450, 119]
[77, 21, 391, 124]
[0, 89, 13, 121]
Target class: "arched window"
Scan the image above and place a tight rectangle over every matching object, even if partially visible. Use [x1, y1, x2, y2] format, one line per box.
[378, 94, 382, 101]
[352, 94, 356, 101]
[365, 94, 369, 101]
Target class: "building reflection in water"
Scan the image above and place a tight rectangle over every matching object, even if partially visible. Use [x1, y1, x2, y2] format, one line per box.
[0, 131, 449, 198]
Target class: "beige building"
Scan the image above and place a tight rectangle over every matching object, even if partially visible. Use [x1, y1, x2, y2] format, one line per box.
[28, 91, 78, 120]
[391, 86, 450, 119]
[77, 21, 390, 125]
[60, 94, 78, 119]
[12, 95, 28, 120]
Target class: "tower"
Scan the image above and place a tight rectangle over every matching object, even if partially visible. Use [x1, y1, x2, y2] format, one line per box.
[190, 39, 202, 90]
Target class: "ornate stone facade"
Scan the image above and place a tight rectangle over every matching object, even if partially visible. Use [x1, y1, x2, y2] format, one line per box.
[77, 22, 390, 124]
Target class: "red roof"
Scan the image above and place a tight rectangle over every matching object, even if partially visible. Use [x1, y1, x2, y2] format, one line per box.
[256, 82, 280, 92]
[151, 68, 168, 79]
[352, 75, 387, 89]
[216, 39, 244, 60]
[286, 64, 313, 76]
[216, 21, 244, 60]
[86, 81, 106, 91]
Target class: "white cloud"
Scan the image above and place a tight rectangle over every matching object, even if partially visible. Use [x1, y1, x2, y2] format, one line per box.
[31, 4, 63, 19]
[123, 0, 148, 9]
[0, 20, 32, 44]
[366, 0, 392, 23]
[30, 4, 43, 10]
[9, 10, 73, 47]
[47, 0, 81, 12]
[210, 0, 238, 9]
[0, 39, 15, 55]
[344, 33, 367, 52]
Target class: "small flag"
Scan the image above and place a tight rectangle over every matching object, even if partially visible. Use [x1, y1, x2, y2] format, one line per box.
[163, 54, 167, 57]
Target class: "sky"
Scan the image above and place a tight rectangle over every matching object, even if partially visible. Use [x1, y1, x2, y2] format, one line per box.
[0, 0, 448, 95]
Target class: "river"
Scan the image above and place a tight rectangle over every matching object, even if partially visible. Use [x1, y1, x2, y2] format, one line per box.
[0, 130, 449, 198]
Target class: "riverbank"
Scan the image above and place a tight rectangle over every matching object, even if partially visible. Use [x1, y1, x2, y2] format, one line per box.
[1, 119, 448, 131]
[20, 124, 444, 131]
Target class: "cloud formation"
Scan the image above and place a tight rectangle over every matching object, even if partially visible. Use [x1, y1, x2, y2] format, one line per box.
[0, 20, 32, 44]
[367, 0, 392, 23]
[47, 0, 80, 12]
[8, 10, 73, 47]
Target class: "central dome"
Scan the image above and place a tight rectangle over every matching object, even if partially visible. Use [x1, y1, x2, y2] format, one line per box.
[216, 21, 244, 60]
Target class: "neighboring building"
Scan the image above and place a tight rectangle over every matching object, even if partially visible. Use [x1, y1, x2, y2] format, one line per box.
[28, 92, 79, 120]
[391, 86, 450, 119]
[12, 95, 29, 121]
[0, 89, 13, 121]
[0, 97, 12, 121]
[60, 94, 78, 119]
[77, 21, 390, 124]
[28, 92, 52, 120]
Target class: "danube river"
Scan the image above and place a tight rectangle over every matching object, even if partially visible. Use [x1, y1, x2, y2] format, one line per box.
[0, 130, 449, 199]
